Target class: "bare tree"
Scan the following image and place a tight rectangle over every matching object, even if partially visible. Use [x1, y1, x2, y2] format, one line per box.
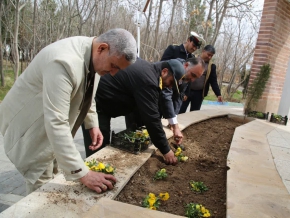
[10, 0, 26, 80]
[0, 0, 4, 87]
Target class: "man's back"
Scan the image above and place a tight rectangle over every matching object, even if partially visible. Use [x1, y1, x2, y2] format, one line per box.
[96, 58, 159, 117]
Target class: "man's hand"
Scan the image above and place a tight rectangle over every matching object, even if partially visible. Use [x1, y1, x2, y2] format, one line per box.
[183, 95, 188, 101]
[89, 127, 103, 151]
[163, 150, 177, 165]
[217, 96, 223, 102]
[80, 170, 117, 193]
[171, 124, 183, 145]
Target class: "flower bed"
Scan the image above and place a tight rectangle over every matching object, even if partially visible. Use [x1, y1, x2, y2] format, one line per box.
[269, 113, 288, 126]
[116, 117, 245, 217]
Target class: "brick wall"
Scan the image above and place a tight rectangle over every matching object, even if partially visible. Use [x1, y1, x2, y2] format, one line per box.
[249, 0, 290, 113]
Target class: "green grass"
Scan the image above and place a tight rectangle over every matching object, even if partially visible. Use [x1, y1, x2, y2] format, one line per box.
[204, 86, 244, 103]
[0, 69, 15, 102]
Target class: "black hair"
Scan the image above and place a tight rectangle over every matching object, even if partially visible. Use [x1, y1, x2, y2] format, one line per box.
[203, 45, 215, 54]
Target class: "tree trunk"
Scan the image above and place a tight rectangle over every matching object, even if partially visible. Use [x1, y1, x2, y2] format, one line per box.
[144, 0, 153, 46]
[165, 0, 177, 47]
[0, 0, 4, 87]
[153, 0, 164, 59]
[32, 0, 37, 60]
[204, 0, 214, 43]
[211, 0, 229, 46]
[12, 1, 26, 81]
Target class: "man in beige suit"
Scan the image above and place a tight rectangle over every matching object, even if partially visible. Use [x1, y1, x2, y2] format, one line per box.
[0, 28, 137, 194]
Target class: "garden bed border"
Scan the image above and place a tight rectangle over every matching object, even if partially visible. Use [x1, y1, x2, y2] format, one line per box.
[1, 108, 290, 218]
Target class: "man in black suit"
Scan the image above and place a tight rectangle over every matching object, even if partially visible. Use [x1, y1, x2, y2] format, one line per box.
[179, 45, 223, 113]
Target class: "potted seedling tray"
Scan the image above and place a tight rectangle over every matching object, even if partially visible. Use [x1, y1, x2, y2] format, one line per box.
[269, 113, 288, 126]
[110, 127, 151, 154]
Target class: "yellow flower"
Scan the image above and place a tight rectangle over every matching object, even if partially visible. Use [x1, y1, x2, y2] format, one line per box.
[148, 193, 156, 199]
[96, 162, 105, 171]
[175, 147, 182, 156]
[105, 166, 114, 173]
[160, 168, 166, 173]
[203, 212, 210, 217]
[159, 192, 169, 201]
[85, 162, 89, 166]
[201, 206, 206, 213]
[196, 204, 200, 210]
[90, 166, 98, 171]
[148, 197, 156, 207]
[181, 156, 188, 162]
[142, 129, 149, 137]
[149, 206, 156, 210]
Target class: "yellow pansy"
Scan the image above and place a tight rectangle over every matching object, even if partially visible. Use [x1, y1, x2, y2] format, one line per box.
[96, 162, 105, 171]
[160, 168, 166, 173]
[175, 147, 182, 156]
[181, 156, 188, 162]
[142, 129, 149, 136]
[159, 192, 169, 201]
[89, 166, 95, 171]
[148, 197, 156, 207]
[148, 193, 156, 199]
[201, 206, 206, 213]
[149, 206, 157, 210]
[203, 212, 210, 217]
[105, 166, 114, 173]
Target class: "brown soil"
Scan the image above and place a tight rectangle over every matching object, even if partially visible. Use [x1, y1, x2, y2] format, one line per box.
[115, 116, 245, 218]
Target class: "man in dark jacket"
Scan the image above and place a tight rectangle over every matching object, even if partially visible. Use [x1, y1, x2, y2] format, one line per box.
[82, 58, 204, 163]
[161, 31, 205, 61]
[179, 45, 223, 113]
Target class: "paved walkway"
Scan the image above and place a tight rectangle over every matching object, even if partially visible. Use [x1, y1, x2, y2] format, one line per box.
[0, 103, 289, 214]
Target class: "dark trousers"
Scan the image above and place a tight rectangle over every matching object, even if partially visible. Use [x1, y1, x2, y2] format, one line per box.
[82, 112, 111, 158]
[125, 110, 144, 131]
[179, 90, 203, 114]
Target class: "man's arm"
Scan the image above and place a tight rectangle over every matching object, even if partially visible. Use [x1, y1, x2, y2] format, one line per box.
[160, 88, 183, 144]
[134, 85, 177, 165]
[208, 64, 222, 101]
[42, 62, 116, 192]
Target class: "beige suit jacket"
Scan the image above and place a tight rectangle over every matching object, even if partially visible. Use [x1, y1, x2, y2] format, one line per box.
[0, 36, 99, 184]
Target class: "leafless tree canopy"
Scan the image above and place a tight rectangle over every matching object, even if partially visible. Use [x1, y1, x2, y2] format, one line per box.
[1, 0, 262, 97]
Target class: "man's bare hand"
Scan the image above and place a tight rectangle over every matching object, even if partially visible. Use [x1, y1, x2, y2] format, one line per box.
[217, 96, 223, 102]
[183, 95, 188, 101]
[89, 127, 103, 151]
[163, 150, 177, 165]
[80, 170, 117, 193]
[171, 124, 183, 145]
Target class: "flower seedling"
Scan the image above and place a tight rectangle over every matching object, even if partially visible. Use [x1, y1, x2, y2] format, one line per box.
[185, 203, 211, 218]
[123, 129, 150, 143]
[142, 192, 170, 210]
[189, 181, 208, 193]
[85, 159, 115, 174]
[175, 147, 188, 162]
[153, 168, 168, 180]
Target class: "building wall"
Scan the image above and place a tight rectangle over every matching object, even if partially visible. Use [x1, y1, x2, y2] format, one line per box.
[250, 0, 290, 113]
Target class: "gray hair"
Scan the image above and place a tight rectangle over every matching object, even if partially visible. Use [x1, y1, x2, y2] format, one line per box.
[96, 28, 137, 64]
[185, 57, 205, 69]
